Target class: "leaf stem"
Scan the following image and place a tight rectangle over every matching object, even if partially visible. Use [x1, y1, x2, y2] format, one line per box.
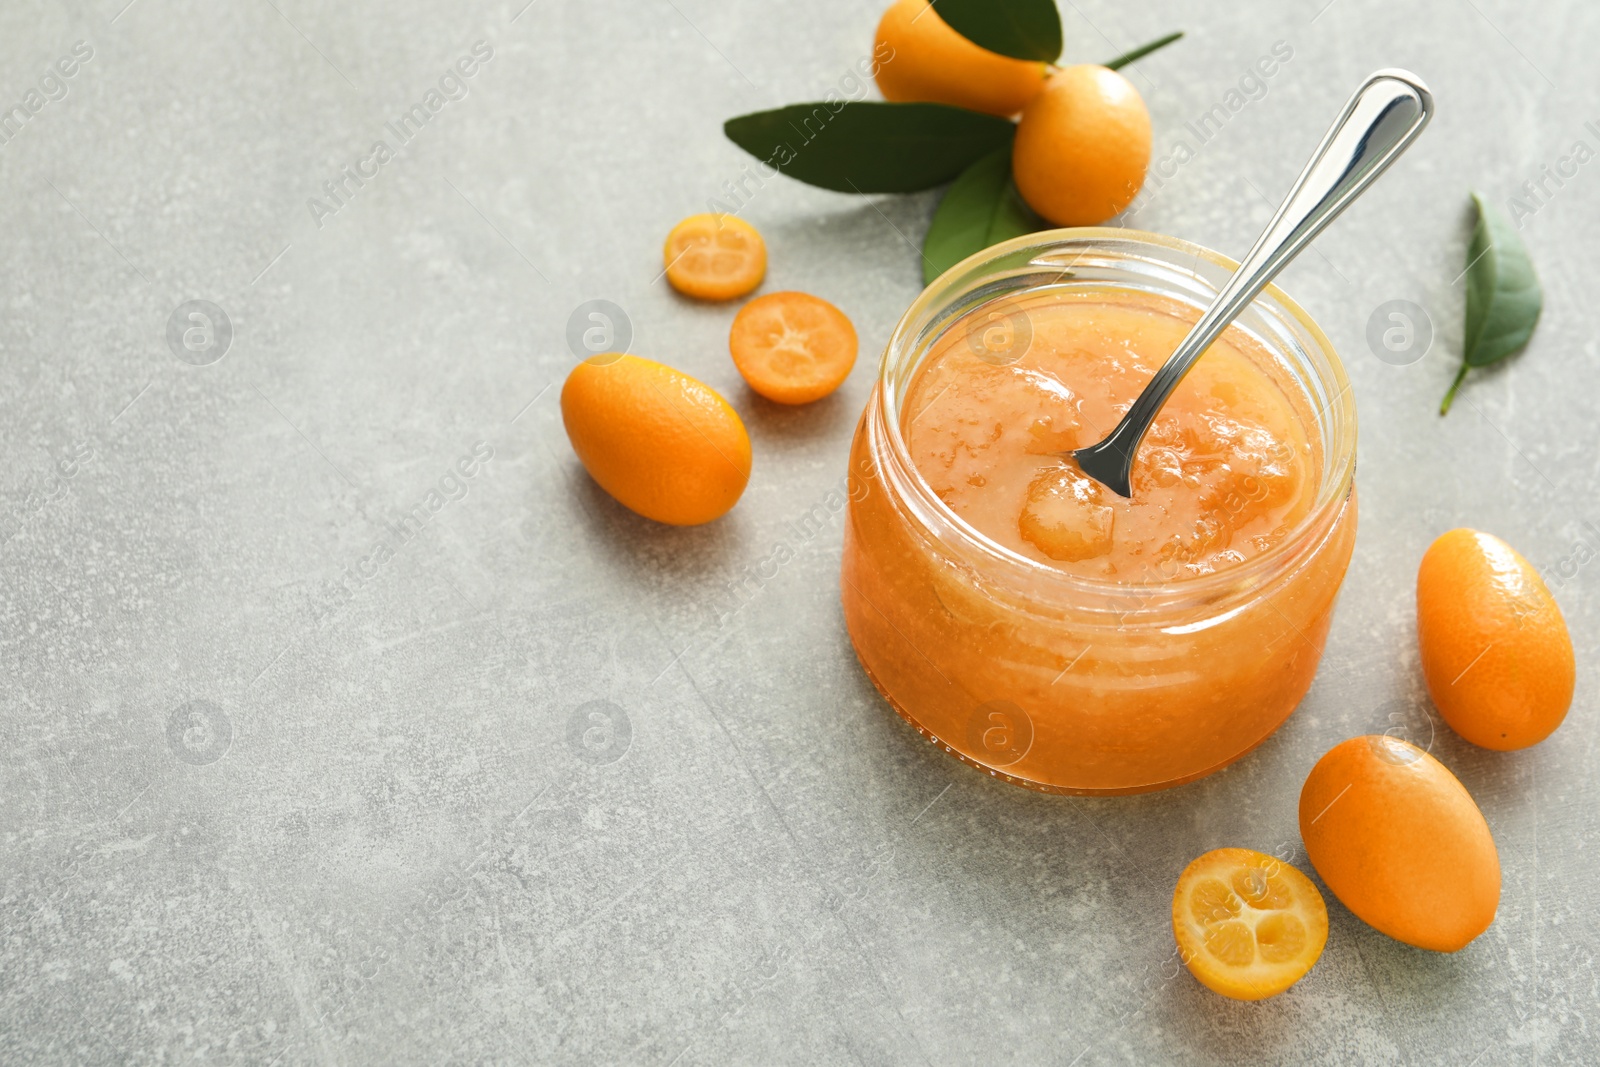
[1103, 31, 1184, 71]
[1440, 363, 1469, 415]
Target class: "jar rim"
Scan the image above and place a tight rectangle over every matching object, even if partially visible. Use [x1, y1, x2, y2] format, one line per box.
[871, 226, 1357, 614]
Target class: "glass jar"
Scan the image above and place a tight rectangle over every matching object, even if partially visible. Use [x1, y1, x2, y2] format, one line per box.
[840, 229, 1358, 795]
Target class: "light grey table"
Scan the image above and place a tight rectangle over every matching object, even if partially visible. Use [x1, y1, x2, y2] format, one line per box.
[2, 0, 1594, 1063]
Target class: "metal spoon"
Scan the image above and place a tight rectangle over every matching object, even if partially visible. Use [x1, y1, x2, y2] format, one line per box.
[1071, 69, 1435, 498]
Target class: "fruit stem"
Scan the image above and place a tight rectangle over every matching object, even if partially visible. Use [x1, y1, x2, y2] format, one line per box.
[1103, 30, 1184, 71]
[1440, 363, 1469, 415]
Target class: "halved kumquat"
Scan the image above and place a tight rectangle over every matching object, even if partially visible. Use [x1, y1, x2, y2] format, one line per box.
[1172, 847, 1328, 1001]
[729, 291, 858, 404]
[664, 213, 766, 301]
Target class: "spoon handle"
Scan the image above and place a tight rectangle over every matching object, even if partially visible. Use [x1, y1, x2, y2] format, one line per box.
[1074, 69, 1435, 497]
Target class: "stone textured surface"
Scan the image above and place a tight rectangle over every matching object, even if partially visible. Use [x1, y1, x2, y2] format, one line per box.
[1, 0, 1596, 1063]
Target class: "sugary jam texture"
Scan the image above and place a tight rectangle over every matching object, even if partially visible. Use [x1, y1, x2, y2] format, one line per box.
[1019, 465, 1114, 562]
[903, 292, 1317, 579]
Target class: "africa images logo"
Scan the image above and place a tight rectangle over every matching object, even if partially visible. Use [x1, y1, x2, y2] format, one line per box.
[311, 441, 495, 626]
[306, 41, 494, 229]
[0, 41, 94, 149]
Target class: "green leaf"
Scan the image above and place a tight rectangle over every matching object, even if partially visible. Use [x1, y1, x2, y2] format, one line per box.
[724, 102, 1016, 194]
[1103, 31, 1185, 72]
[931, 0, 1062, 63]
[1441, 193, 1544, 414]
[922, 148, 1046, 285]
[1463, 194, 1542, 366]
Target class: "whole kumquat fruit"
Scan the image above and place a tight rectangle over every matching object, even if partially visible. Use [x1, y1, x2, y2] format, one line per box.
[729, 291, 858, 405]
[1012, 64, 1151, 226]
[872, 0, 1050, 118]
[1299, 735, 1500, 952]
[560, 354, 751, 526]
[1171, 848, 1329, 1001]
[1416, 528, 1574, 750]
[664, 213, 767, 301]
